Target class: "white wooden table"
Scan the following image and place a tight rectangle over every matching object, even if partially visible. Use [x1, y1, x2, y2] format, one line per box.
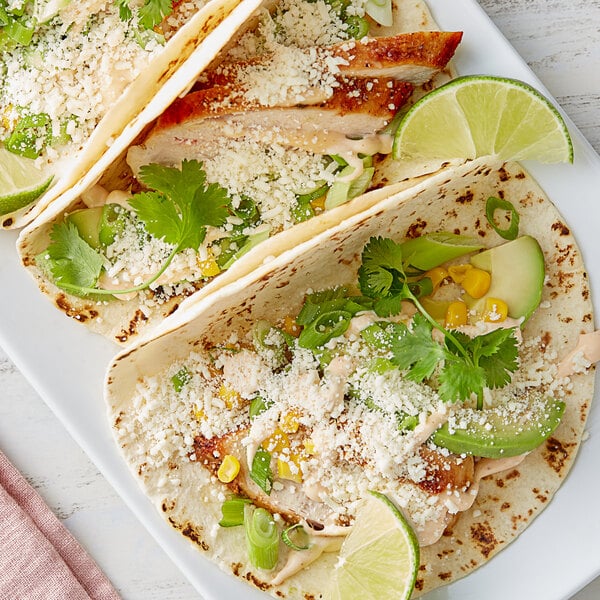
[1, 1, 599, 598]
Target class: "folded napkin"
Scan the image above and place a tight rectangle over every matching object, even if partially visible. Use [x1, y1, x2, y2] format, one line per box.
[0, 450, 121, 600]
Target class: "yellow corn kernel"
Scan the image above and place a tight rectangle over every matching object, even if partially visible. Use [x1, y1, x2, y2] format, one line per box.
[483, 297, 509, 323]
[280, 410, 301, 434]
[197, 250, 221, 278]
[217, 454, 240, 483]
[424, 266, 449, 291]
[193, 403, 205, 421]
[448, 264, 472, 284]
[282, 315, 302, 338]
[310, 195, 326, 213]
[462, 267, 491, 299]
[302, 438, 316, 456]
[261, 428, 290, 453]
[445, 300, 468, 328]
[277, 454, 303, 482]
[219, 384, 242, 409]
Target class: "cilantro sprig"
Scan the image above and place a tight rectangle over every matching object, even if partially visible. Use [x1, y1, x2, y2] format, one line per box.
[358, 237, 519, 406]
[43, 160, 232, 297]
[114, 0, 173, 29]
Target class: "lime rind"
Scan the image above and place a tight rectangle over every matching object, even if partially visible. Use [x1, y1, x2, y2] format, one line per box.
[393, 75, 573, 164]
[325, 491, 420, 600]
[0, 146, 55, 216]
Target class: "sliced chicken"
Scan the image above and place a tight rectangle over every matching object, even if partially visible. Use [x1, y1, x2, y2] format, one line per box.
[198, 31, 463, 89]
[127, 77, 412, 173]
[194, 429, 343, 528]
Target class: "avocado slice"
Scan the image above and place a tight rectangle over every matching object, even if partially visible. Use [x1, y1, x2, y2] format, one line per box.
[431, 395, 564, 458]
[66, 206, 103, 248]
[469, 235, 545, 322]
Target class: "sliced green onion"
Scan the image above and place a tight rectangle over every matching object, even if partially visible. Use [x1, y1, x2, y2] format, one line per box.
[298, 310, 352, 349]
[249, 396, 274, 420]
[221, 228, 270, 270]
[486, 196, 520, 240]
[171, 366, 191, 392]
[281, 524, 311, 551]
[296, 182, 329, 204]
[219, 496, 251, 527]
[346, 15, 369, 39]
[244, 505, 279, 570]
[250, 448, 273, 495]
[365, 0, 392, 26]
[5, 112, 52, 159]
[396, 411, 419, 432]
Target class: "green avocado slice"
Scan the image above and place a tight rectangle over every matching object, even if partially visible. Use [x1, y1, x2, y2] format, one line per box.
[431, 395, 565, 458]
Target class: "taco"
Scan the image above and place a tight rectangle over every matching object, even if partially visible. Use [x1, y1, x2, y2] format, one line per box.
[105, 157, 596, 598]
[0, 0, 262, 229]
[17, 0, 462, 344]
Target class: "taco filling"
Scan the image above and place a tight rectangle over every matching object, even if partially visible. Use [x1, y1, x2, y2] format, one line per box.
[106, 159, 596, 597]
[31, 0, 462, 339]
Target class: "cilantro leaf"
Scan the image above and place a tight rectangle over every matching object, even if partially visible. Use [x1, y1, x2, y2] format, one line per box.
[477, 330, 519, 388]
[43, 222, 104, 291]
[139, 0, 173, 29]
[131, 160, 232, 250]
[358, 237, 405, 299]
[389, 314, 446, 382]
[114, 0, 132, 21]
[438, 358, 487, 403]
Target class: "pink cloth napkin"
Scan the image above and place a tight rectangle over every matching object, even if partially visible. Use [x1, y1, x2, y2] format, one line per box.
[0, 450, 121, 600]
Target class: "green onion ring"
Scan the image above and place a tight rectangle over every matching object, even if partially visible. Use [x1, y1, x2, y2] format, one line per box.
[281, 524, 311, 551]
[486, 196, 520, 240]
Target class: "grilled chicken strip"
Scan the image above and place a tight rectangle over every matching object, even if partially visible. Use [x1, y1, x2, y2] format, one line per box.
[198, 31, 463, 89]
[127, 77, 412, 173]
[194, 429, 342, 529]
[193, 428, 475, 537]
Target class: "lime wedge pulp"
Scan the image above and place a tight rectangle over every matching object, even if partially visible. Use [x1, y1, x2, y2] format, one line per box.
[0, 146, 54, 216]
[325, 491, 420, 600]
[393, 75, 573, 164]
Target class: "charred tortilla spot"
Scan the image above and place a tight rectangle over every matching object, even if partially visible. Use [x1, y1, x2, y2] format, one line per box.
[406, 218, 427, 238]
[414, 579, 424, 591]
[438, 572, 452, 581]
[498, 167, 509, 182]
[501, 502, 510, 511]
[167, 303, 180, 317]
[55, 294, 99, 322]
[181, 523, 210, 551]
[470, 521, 498, 558]
[244, 571, 271, 590]
[551, 221, 570, 236]
[115, 309, 148, 343]
[455, 190, 473, 204]
[505, 469, 520, 481]
[543, 437, 574, 474]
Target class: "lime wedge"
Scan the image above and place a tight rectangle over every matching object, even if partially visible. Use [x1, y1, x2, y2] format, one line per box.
[325, 491, 419, 600]
[393, 75, 573, 163]
[0, 146, 54, 216]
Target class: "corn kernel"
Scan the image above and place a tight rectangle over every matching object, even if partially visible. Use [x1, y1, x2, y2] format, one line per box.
[197, 251, 221, 278]
[310, 195, 326, 213]
[448, 264, 472, 283]
[445, 300, 468, 328]
[219, 384, 242, 409]
[424, 266, 448, 291]
[277, 455, 303, 482]
[261, 428, 290, 453]
[282, 315, 302, 338]
[302, 438, 316, 455]
[217, 455, 240, 483]
[462, 267, 491, 299]
[193, 403, 205, 421]
[483, 297, 509, 323]
[280, 410, 301, 434]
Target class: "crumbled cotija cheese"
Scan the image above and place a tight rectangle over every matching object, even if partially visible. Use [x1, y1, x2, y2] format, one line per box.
[1, 2, 164, 167]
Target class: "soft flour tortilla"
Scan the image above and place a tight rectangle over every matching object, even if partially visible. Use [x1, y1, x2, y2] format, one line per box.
[105, 157, 594, 598]
[16, 0, 457, 345]
[3, 0, 259, 229]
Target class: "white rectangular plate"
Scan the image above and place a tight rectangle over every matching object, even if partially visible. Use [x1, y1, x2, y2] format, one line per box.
[1, 0, 599, 598]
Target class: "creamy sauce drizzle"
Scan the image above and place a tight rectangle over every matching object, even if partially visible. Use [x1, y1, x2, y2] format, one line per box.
[557, 330, 600, 378]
